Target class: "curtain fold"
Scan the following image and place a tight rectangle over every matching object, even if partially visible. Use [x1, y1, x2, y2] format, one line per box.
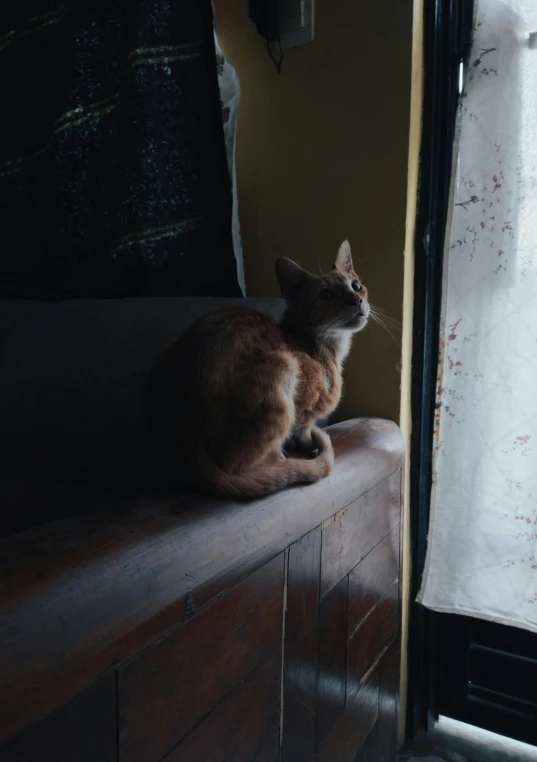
[214, 29, 245, 296]
[418, 0, 537, 632]
[0, 0, 240, 299]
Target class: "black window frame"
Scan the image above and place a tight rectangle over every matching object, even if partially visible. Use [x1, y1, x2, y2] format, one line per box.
[407, 0, 474, 738]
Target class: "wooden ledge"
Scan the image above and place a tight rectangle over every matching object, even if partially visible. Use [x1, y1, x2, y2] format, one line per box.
[0, 417, 403, 746]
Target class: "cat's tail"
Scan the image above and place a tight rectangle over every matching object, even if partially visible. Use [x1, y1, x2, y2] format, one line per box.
[196, 427, 334, 500]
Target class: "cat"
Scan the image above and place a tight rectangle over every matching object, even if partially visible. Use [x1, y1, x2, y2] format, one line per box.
[146, 240, 369, 499]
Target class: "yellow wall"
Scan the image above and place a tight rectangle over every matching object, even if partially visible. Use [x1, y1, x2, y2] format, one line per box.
[214, 0, 413, 424]
[214, 0, 421, 746]
[399, 0, 424, 743]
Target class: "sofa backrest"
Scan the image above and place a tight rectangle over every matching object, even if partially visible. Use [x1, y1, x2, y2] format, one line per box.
[0, 297, 285, 486]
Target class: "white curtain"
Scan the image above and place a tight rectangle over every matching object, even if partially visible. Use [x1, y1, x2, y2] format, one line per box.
[214, 27, 246, 295]
[418, 0, 537, 632]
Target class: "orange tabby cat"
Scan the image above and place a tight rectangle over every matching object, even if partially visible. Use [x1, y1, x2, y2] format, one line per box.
[147, 240, 369, 499]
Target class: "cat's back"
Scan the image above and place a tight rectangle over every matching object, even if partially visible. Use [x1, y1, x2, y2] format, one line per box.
[178, 306, 286, 420]
[187, 305, 283, 357]
[146, 305, 287, 476]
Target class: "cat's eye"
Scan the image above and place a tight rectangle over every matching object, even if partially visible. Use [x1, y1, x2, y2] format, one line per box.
[320, 290, 335, 301]
[351, 281, 362, 293]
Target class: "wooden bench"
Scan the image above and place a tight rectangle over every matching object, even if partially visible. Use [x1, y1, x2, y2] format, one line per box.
[0, 418, 404, 762]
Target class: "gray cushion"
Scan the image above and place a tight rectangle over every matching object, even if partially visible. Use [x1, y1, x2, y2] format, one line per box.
[0, 297, 285, 486]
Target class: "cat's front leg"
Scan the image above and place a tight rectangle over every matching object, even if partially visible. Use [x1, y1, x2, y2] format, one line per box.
[284, 424, 321, 459]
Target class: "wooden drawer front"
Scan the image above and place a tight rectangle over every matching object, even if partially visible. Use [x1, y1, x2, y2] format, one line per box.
[119, 554, 284, 762]
[0, 676, 116, 762]
[347, 581, 399, 702]
[356, 642, 401, 762]
[254, 733, 280, 762]
[316, 576, 349, 749]
[315, 662, 379, 762]
[282, 528, 321, 762]
[161, 658, 281, 762]
[320, 472, 401, 598]
[281, 470, 402, 762]
[348, 526, 400, 638]
[376, 642, 401, 762]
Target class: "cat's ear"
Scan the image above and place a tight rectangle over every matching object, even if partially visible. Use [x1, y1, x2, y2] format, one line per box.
[275, 257, 310, 300]
[333, 239, 354, 274]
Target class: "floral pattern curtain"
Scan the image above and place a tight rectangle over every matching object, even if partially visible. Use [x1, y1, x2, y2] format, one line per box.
[418, 0, 537, 632]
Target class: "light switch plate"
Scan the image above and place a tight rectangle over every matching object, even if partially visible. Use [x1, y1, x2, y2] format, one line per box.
[279, 0, 314, 48]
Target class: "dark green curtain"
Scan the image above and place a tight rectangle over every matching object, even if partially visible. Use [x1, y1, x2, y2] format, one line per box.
[0, 0, 240, 299]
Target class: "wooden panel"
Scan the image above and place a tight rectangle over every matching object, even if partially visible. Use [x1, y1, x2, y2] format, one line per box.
[253, 732, 280, 762]
[470, 645, 537, 705]
[316, 575, 349, 749]
[377, 642, 401, 761]
[0, 420, 404, 745]
[437, 615, 537, 747]
[354, 725, 377, 762]
[347, 582, 399, 702]
[348, 526, 399, 638]
[0, 676, 116, 762]
[472, 617, 537, 660]
[321, 471, 401, 598]
[359, 641, 401, 762]
[162, 659, 280, 762]
[282, 527, 321, 762]
[315, 664, 379, 762]
[444, 694, 537, 748]
[119, 554, 284, 762]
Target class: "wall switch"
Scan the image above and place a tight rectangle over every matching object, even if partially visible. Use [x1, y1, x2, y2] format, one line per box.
[279, 0, 314, 48]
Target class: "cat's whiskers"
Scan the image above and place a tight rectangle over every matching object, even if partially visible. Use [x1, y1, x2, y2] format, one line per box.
[369, 309, 400, 328]
[368, 306, 400, 344]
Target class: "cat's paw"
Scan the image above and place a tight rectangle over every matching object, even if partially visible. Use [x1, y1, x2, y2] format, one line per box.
[283, 434, 317, 459]
[311, 427, 334, 475]
[302, 444, 320, 459]
[300, 434, 320, 459]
